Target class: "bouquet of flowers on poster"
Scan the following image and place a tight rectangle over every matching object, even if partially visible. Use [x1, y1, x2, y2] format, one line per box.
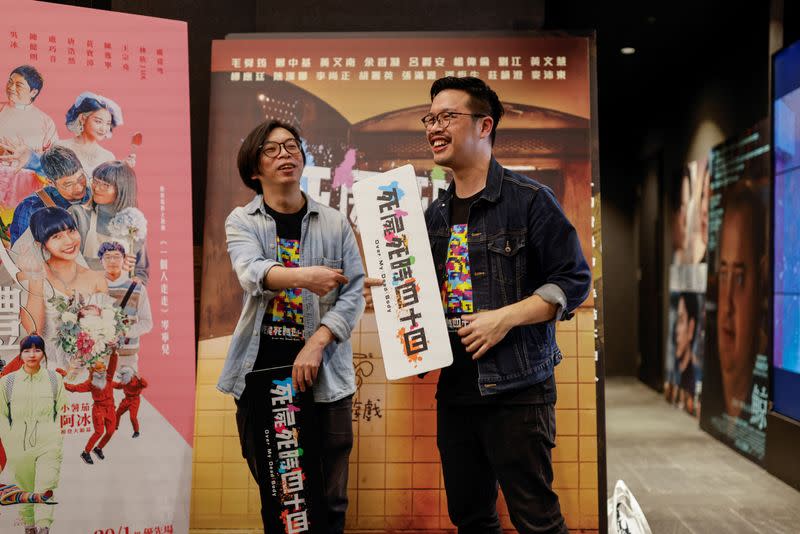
[0, 3, 194, 533]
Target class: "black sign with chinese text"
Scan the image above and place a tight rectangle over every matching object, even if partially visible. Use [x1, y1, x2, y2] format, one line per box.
[245, 367, 327, 533]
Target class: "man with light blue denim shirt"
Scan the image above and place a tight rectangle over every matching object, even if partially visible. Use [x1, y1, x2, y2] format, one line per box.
[422, 77, 591, 533]
[218, 120, 364, 534]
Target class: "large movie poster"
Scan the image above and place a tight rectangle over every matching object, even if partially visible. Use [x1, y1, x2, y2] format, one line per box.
[700, 120, 770, 464]
[664, 158, 709, 416]
[0, 3, 194, 533]
[197, 33, 602, 531]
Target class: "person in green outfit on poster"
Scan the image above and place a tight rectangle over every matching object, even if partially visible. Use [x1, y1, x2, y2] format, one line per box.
[0, 334, 65, 534]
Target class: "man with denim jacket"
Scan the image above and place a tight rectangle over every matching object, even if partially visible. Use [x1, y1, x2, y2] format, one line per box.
[218, 120, 365, 534]
[422, 77, 591, 533]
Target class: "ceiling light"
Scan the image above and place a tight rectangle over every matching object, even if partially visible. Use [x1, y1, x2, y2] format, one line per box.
[621, 47, 636, 55]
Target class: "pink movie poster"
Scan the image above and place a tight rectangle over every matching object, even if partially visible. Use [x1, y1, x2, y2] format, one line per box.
[0, 3, 194, 533]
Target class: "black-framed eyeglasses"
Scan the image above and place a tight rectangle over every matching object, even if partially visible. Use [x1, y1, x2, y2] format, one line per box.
[420, 111, 488, 129]
[260, 139, 302, 158]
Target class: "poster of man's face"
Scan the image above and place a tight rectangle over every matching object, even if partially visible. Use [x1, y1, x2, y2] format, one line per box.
[715, 183, 766, 417]
[700, 119, 770, 464]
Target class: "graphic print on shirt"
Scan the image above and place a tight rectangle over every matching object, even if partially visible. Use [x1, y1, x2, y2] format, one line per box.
[442, 224, 473, 331]
[265, 237, 304, 341]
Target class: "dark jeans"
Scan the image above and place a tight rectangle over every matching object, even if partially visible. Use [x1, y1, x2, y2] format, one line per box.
[437, 402, 568, 534]
[236, 388, 354, 534]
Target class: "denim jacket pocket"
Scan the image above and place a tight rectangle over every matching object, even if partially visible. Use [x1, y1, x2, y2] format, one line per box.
[317, 256, 343, 309]
[319, 257, 343, 269]
[487, 232, 526, 304]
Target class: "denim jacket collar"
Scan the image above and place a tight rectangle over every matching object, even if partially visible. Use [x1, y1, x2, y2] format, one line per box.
[245, 192, 321, 217]
[438, 157, 504, 204]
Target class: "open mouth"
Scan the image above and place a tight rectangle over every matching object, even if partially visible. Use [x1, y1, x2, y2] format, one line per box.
[430, 137, 450, 153]
[277, 163, 296, 171]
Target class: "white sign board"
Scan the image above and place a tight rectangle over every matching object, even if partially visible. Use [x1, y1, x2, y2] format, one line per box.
[353, 165, 453, 379]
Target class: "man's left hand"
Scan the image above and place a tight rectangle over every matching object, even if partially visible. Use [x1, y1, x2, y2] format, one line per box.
[458, 308, 513, 360]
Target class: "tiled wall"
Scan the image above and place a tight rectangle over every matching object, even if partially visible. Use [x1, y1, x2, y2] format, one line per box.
[192, 307, 599, 532]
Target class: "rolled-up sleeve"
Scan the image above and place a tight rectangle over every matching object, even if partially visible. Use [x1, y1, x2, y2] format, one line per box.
[534, 282, 568, 320]
[225, 209, 281, 299]
[320, 215, 365, 343]
[529, 188, 592, 321]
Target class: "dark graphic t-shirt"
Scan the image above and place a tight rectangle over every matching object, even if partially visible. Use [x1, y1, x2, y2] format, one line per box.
[254, 201, 307, 371]
[437, 191, 556, 405]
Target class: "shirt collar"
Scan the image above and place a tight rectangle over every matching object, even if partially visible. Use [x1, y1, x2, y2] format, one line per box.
[44, 185, 90, 205]
[106, 273, 131, 287]
[21, 368, 45, 382]
[245, 192, 320, 216]
[481, 157, 504, 202]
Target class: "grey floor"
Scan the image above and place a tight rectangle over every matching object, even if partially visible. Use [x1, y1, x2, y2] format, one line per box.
[605, 377, 800, 534]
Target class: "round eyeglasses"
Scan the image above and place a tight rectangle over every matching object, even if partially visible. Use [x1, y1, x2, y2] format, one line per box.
[260, 139, 302, 158]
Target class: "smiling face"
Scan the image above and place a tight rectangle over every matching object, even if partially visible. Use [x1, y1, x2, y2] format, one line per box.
[81, 108, 113, 141]
[43, 227, 81, 261]
[53, 168, 87, 202]
[6, 73, 37, 105]
[426, 89, 492, 172]
[101, 249, 124, 278]
[254, 127, 304, 191]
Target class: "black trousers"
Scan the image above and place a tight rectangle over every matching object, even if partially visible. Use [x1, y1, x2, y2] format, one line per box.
[236, 387, 354, 534]
[436, 402, 568, 534]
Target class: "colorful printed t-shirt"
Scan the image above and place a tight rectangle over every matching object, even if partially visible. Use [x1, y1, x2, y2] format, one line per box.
[437, 191, 483, 403]
[254, 202, 307, 371]
[436, 190, 556, 405]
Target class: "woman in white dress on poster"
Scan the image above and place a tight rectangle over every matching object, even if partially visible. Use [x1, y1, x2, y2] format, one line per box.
[16, 207, 108, 371]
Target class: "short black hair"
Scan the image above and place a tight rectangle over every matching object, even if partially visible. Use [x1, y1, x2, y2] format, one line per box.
[430, 76, 504, 145]
[10, 65, 44, 101]
[237, 120, 306, 194]
[30, 206, 77, 245]
[65, 96, 121, 132]
[98, 241, 127, 259]
[40, 145, 83, 182]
